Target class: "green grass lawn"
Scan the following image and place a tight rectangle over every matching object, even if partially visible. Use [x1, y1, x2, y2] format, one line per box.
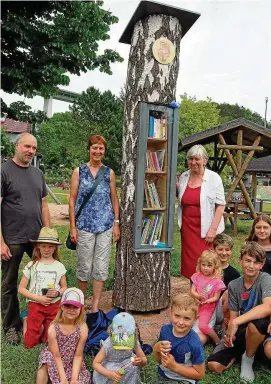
[46, 187, 70, 204]
[1, 220, 271, 383]
[263, 202, 271, 214]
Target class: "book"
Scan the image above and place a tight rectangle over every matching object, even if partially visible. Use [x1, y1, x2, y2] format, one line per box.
[150, 182, 162, 207]
[147, 181, 155, 207]
[160, 115, 167, 139]
[141, 212, 165, 245]
[149, 214, 160, 244]
[153, 118, 161, 138]
[156, 149, 165, 170]
[144, 180, 151, 207]
[151, 152, 160, 171]
[149, 116, 154, 137]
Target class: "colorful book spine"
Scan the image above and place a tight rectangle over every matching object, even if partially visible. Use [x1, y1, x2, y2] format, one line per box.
[149, 214, 159, 244]
[149, 116, 154, 137]
[150, 183, 161, 207]
[144, 180, 151, 208]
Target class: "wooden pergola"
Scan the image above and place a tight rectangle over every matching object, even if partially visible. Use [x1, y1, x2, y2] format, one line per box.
[180, 119, 271, 235]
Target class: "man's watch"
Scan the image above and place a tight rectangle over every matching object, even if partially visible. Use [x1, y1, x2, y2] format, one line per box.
[114, 219, 120, 223]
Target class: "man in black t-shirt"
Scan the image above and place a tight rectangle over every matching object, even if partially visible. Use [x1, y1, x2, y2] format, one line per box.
[1, 133, 50, 344]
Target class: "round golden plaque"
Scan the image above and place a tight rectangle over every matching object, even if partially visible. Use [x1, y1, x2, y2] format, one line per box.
[152, 37, 175, 65]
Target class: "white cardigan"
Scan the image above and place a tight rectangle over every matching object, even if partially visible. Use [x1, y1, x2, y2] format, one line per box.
[177, 168, 226, 238]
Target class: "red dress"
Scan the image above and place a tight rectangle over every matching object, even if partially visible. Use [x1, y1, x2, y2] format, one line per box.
[181, 185, 212, 279]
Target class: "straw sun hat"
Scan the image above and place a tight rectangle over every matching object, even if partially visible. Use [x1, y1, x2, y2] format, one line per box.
[30, 227, 62, 245]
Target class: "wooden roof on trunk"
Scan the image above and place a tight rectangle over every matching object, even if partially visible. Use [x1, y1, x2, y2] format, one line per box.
[180, 119, 271, 157]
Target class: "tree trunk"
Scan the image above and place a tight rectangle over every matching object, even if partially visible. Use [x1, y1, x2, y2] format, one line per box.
[113, 14, 182, 311]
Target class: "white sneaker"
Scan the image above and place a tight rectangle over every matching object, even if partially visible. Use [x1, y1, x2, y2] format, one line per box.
[240, 353, 255, 382]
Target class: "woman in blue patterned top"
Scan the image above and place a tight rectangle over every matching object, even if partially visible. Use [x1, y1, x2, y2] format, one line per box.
[69, 135, 120, 312]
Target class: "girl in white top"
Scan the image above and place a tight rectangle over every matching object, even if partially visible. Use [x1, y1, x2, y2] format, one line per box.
[18, 227, 67, 348]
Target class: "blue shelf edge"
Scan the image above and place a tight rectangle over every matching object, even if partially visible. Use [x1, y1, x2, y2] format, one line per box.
[133, 247, 174, 254]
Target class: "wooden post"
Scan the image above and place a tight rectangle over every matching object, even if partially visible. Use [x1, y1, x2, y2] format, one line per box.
[233, 202, 238, 237]
[236, 129, 243, 171]
[212, 142, 219, 171]
[218, 134, 257, 219]
[217, 144, 263, 151]
[113, 2, 200, 311]
[251, 172, 257, 202]
[225, 136, 261, 203]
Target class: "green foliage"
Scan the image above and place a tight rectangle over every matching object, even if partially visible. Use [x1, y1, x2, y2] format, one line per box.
[38, 87, 124, 177]
[71, 87, 124, 174]
[179, 94, 220, 140]
[38, 112, 91, 176]
[1, 99, 47, 130]
[0, 128, 15, 157]
[177, 94, 220, 173]
[216, 102, 271, 128]
[2, 1, 123, 98]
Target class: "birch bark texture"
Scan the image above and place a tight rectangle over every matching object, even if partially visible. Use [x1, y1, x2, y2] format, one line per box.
[113, 14, 182, 311]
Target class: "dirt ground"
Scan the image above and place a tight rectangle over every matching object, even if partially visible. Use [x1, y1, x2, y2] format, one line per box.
[85, 278, 190, 345]
[49, 203, 70, 225]
[49, 203, 190, 345]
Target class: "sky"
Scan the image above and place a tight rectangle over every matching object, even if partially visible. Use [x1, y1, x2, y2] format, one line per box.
[2, 0, 271, 120]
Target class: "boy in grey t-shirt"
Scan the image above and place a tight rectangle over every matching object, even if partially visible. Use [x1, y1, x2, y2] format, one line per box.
[208, 242, 271, 382]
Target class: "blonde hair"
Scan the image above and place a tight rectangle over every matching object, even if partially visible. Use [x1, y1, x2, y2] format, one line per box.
[196, 250, 222, 278]
[171, 293, 198, 317]
[52, 304, 86, 326]
[213, 233, 234, 249]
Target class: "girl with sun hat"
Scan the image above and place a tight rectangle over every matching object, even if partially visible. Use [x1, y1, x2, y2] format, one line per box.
[18, 227, 67, 349]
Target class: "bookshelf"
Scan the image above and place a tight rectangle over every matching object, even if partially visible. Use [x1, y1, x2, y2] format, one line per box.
[134, 102, 179, 253]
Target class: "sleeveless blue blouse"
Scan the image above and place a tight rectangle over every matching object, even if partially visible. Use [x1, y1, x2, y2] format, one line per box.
[75, 164, 114, 233]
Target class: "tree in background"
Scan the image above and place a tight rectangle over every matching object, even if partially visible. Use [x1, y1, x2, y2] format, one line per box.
[38, 87, 124, 178]
[38, 112, 90, 180]
[216, 102, 271, 128]
[2, 1, 123, 98]
[0, 128, 15, 158]
[178, 94, 220, 172]
[1, 99, 47, 134]
[70, 87, 124, 173]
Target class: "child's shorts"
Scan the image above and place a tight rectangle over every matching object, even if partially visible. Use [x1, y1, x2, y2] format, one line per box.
[208, 318, 269, 367]
[24, 300, 60, 349]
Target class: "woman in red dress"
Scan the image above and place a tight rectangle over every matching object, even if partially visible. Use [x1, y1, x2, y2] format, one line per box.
[177, 145, 226, 279]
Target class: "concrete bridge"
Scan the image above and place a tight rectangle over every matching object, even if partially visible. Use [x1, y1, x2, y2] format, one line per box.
[40, 89, 81, 117]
